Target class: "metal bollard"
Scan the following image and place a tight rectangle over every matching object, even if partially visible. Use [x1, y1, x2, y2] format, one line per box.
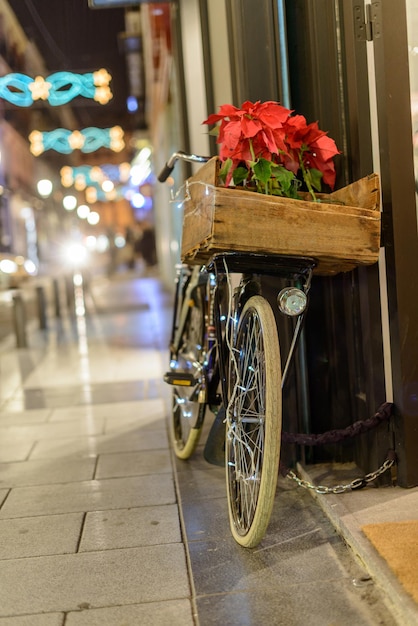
[65, 275, 75, 312]
[53, 278, 61, 318]
[12, 293, 28, 348]
[36, 285, 47, 330]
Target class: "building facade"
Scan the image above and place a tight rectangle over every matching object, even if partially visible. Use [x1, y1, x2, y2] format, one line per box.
[152, 0, 418, 487]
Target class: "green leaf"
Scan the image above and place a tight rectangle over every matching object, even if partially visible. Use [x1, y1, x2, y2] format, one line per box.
[253, 158, 272, 185]
[232, 166, 249, 186]
[305, 168, 323, 192]
[219, 158, 232, 184]
[270, 164, 298, 197]
[208, 126, 219, 138]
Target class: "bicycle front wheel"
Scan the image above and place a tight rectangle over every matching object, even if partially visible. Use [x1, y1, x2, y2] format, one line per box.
[170, 288, 206, 459]
[226, 295, 281, 548]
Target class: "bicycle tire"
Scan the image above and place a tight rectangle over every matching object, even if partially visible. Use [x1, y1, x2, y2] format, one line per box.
[170, 287, 206, 459]
[226, 295, 281, 547]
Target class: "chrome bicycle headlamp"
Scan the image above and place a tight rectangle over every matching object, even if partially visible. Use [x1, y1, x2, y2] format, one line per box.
[277, 287, 307, 316]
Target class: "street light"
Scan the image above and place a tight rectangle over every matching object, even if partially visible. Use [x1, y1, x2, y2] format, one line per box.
[87, 211, 100, 225]
[77, 204, 90, 219]
[37, 179, 53, 198]
[63, 194, 77, 211]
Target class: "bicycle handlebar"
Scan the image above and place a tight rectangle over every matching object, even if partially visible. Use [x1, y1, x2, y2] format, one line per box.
[157, 151, 211, 183]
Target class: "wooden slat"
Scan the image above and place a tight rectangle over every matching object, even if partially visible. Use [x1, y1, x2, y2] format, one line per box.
[181, 157, 381, 275]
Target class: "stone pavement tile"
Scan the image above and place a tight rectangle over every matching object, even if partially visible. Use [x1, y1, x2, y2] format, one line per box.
[49, 398, 166, 430]
[0, 419, 105, 442]
[0, 409, 52, 426]
[106, 415, 168, 432]
[65, 599, 194, 626]
[181, 497, 230, 542]
[104, 412, 167, 433]
[0, 491, 8, 508]
[324, 484, 418, 525]
[175, 466, 226, 502]
[79, 504, 181, 551]
[95, 449, 172, 479]
[173, 448, 223, 473]
[0, 351, 41, 402]
[0, 457, 96, 488]
[0, 474, 175, 518]
[29, 428, 169, 459]
[1, 382, 164, 412]
[0, 545, 190, 616]
[195, 579, 394, 626]
[0, 441, 34, 463]
[181, 474, 337, 547]
[0, 613, 64, 626]
[0, 513, 84, 559]
[188, 536, 348, 596]
[22, 347, 163, 387]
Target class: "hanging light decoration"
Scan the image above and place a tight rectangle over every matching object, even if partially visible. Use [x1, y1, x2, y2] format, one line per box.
[29, 126, 125, 155]
[59, 145, 153, 208]
[60, 164, 130, 203]
[60, 163, 131, 189]
[0, 69, 112, 107]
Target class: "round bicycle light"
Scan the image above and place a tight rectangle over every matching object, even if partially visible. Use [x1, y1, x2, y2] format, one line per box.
[277, 287, 307, 316]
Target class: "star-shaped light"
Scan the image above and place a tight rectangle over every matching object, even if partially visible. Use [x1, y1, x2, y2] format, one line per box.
[109, 126, 124, 152]
[28, 130, 44, 156]
[94, 86, 113, 104]
[93, 69, 112, 87]
[29, 76, 52, 101]
[90, 167, 104, 183]
[60, 166, 74, 188]
[68, 131, 85, 150]
[86, 187, 98, 204]
[75, 175, 87, 191]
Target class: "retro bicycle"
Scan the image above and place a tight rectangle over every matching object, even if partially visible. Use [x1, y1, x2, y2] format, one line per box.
[158, 151, 318, 548]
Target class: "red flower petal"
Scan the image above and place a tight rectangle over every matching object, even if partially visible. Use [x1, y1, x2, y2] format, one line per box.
[202, 103, 241, 125]
[240, 116, 262, 138]
[202, 100, 340, 193]
[256, 101, 291, 128]
[219, 120, 242, 151]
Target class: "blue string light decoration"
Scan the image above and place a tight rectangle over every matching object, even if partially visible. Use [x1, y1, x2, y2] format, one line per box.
[60, 158, 153, 209]
[61, 163, 130, 188]
[29, 126, 124, 155]
[0, 69, 112, 107]
[60, 164, 131, 202]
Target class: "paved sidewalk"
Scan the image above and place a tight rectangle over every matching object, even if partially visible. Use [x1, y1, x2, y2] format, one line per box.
[0, 270, 195, 625]
[0, 269, 415, 625]
[299, 463, 418, 626]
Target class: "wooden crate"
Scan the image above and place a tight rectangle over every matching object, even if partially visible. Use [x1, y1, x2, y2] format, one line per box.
[181, 157, 381, 275]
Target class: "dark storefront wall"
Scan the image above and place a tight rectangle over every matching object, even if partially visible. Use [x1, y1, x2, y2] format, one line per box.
[370, 0, 418, 486]
[219, 0, 418, 487]
[195, 0, 418, 485]
[219, 0, 391, 479]
[288, 0, 418, 486]
[284, 1, 391, 477]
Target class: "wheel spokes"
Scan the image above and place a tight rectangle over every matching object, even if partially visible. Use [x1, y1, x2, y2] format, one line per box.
[228, 309, 266, 533]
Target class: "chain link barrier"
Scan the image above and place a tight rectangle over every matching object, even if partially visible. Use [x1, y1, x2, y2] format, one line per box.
[281, 402, 397, 493]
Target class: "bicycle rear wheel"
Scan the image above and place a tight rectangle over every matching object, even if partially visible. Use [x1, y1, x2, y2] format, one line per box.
[170, 288, 206, 459]
[226, 295, 281, 547]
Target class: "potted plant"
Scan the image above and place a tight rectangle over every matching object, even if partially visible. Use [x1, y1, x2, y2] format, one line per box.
[180, 100, 380, 275]
[203, 100, 340, 202]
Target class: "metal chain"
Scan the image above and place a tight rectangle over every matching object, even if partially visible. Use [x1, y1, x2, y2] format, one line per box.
[286, 452, 396, 494]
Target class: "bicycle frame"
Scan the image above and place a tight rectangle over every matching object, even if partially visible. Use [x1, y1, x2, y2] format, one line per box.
[169, 264, 203, 356]
[207, 252, 316, 405]
[166, 249, 317, 413]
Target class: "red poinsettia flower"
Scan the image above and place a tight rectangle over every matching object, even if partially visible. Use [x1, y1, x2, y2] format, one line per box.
[303, 134, 340, 188]
[202, 100, 340, 200]
[283, 115, 340, 189]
